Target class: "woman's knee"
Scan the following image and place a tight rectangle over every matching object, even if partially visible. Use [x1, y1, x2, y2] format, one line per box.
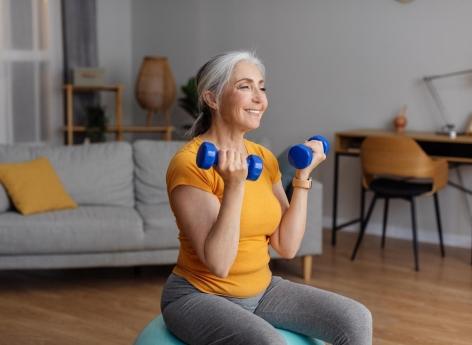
[340, 299, 372, 344]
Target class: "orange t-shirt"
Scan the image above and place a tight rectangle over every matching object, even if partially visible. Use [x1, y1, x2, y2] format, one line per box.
[166, 136, 282, 297]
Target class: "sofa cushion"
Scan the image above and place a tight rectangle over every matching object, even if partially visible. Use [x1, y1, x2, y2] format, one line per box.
[0, 206, 144, 255]
[134, 140, 185, 205]
[136, 202, 180, 249]
[0, 142, 134, 207]
[0, 157, 78, 215]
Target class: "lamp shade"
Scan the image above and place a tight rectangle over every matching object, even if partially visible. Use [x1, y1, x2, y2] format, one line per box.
[135, 56, 176, 114]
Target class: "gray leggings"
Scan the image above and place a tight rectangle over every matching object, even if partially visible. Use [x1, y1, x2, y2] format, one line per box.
[161, 274, 372, 345]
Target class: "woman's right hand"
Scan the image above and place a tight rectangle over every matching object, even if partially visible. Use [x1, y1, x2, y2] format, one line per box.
[215, 149, 248, 186]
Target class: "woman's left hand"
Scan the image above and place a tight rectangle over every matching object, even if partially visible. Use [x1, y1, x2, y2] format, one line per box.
[295, 140, 326, 179]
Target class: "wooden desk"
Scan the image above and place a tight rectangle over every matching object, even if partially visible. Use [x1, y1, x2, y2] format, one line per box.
[332, 129, 472, 262]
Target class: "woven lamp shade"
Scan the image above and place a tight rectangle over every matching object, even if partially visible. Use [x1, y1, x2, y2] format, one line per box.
[135, 56, 176, 126]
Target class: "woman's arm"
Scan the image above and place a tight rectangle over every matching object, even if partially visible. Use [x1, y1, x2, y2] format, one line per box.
[270, 140, 326, 258]
[169, 149, 247, 278]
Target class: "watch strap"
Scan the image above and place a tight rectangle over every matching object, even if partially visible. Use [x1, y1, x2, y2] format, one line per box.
[292, 176, 312, 189]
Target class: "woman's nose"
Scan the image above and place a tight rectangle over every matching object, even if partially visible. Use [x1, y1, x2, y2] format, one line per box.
[252, 88, 264, 103]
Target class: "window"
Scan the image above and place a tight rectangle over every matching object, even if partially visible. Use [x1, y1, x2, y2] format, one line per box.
[0, 0, 62, 144]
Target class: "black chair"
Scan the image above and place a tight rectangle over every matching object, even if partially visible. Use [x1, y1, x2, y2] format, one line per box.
[350, 135, 448, 271]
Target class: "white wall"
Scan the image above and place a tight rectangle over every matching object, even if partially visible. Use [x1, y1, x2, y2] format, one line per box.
[127, 0, 472, 247]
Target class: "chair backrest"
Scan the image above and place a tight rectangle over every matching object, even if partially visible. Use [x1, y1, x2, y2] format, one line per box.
[361, 135, 435, 183]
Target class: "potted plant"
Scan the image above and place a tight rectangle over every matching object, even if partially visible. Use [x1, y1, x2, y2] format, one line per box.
[178, 77, 198, 131]
[85, 105, 108, 143]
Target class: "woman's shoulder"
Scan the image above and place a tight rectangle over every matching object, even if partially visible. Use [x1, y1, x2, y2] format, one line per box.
[170, 137, 201, 163]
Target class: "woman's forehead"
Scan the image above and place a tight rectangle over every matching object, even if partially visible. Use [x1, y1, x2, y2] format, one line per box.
[231, 61, 264, 82]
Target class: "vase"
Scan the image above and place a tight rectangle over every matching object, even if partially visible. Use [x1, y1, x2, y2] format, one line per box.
[135, 56, 176, 126]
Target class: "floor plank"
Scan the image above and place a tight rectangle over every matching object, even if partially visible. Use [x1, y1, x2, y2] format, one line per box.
[0, 230, 471, 344]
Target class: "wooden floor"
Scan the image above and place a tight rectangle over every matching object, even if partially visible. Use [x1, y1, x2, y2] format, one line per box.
[1, 230, 471, 345]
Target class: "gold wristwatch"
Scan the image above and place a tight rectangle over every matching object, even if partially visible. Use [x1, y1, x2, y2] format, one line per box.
[292, 176, 312, 189]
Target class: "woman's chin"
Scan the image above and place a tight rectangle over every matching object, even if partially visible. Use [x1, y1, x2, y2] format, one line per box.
[245, 120, 261, 131]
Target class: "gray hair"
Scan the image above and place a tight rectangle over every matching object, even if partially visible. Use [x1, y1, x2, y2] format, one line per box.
[187, 51, 265, 138]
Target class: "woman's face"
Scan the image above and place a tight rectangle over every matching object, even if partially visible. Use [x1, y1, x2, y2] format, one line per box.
[216, 60, 268, 132]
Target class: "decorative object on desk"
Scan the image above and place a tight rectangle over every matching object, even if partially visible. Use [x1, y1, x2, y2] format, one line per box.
[135, 56, 176, 127]
[393, 105, 408, 133]
[440, 124, 457, 139]
[73, 67, 105, 86]
[85, 105, 108, 143]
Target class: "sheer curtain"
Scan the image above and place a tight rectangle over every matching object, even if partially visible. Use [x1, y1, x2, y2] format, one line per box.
[61, 0, 99, 141]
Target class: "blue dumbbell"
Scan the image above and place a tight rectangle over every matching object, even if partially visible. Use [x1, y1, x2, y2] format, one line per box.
[288, 135, 330, 169]
[196, 142, 263, 181]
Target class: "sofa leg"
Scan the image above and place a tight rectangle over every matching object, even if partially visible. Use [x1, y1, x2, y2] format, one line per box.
[303, 255, 313, 281]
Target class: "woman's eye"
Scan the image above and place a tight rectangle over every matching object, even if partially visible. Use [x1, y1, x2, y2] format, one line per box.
[260, 87, 266, 92]
[238, 85, 249, 89]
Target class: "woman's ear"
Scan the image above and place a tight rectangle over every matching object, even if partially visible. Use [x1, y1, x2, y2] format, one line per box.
[202, 90, 218, 110]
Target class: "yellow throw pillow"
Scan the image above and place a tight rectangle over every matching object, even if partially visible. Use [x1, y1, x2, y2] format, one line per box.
[0, 156, 77, 215]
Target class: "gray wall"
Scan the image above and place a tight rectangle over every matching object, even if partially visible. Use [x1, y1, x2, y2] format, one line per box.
[97, 0, 133, 126]
[104, 0, 472, 247]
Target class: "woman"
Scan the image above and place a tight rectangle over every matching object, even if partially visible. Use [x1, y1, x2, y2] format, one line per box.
[162, 51, 372, 345]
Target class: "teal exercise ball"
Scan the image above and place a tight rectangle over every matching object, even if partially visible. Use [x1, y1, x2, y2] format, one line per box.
[134, 315, 325, 345]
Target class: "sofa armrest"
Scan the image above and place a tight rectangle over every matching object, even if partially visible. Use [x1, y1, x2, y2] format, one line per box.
[0, 185, 10, 213]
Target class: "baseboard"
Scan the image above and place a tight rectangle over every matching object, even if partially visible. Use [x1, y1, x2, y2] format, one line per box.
[323, 216, 472, 249]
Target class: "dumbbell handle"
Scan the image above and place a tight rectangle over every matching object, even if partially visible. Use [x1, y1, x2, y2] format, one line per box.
[196, 141, 263, 181]
[288, 135, 330, 169]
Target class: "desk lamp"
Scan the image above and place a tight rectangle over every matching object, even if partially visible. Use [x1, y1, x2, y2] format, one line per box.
[423, 68, 472, 137]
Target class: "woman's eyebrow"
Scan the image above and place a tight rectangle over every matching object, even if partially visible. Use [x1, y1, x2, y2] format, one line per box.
[235, 78, 265, 84]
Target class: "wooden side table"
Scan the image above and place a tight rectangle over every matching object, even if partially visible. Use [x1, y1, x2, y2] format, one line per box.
[64, 84, 123, 145]
[63, 84, 174, 144]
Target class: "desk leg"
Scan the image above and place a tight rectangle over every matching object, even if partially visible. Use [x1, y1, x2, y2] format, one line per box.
[331, 152, 340, 246]
[360, 184, 366, 232]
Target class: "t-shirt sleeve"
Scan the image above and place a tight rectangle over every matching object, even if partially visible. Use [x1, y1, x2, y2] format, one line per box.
[166, 151, 214, 196]
[260, 146, 282, 184]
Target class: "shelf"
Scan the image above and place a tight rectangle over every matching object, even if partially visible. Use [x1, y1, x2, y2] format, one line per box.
[63, 85, 121, 92]
[64, 83, 174, 144]
[62, 125, 174, 142]
[63, 126, 174, 133]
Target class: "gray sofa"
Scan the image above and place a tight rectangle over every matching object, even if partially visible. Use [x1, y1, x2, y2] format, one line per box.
[0, 140, 322, 280]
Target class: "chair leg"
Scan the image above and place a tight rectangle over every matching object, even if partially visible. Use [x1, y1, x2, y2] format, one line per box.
[410, 198, 420, 271]
[433, 193, 445, 257]
[360, 185, 366, 230]
[381, 198, 389, 249]
[351, 194, 378, 261]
